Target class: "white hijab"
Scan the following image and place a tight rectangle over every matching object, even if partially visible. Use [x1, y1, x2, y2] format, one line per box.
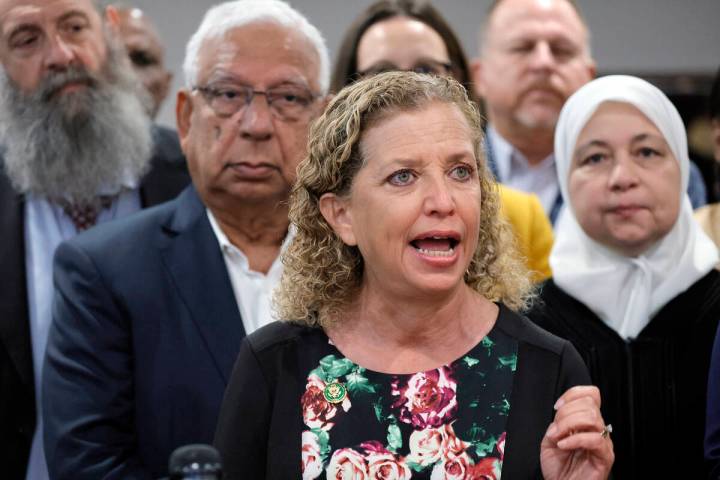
[550, 75, 718, 340]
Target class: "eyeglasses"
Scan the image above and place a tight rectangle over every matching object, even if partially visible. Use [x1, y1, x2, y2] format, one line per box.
[193, 83, 320, 121]
[358, 59, 453, 78]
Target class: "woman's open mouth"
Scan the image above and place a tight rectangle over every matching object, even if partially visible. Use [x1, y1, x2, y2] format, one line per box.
[410, 235, 460, 258]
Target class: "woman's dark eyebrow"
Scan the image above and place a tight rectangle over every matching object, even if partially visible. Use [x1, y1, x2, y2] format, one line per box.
[629, 133, 665, 145]
[574, 139, 609, 159]
[444, 150, 475, 165]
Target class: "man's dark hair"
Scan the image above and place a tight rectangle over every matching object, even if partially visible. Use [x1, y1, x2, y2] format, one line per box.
[330, 0, 472, 97]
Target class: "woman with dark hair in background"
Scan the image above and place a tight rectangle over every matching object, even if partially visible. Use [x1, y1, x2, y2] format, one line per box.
[331, 0, 472, 97]
[331, 0, 555, 282]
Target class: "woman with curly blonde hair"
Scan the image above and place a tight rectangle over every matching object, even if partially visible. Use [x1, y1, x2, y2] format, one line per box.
[215, 72, 613, 479]
[329, 0, 555, 282]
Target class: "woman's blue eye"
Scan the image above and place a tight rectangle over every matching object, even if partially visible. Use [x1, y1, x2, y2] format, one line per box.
[451, 165, 472, 180]
[388, 170, 414, 185]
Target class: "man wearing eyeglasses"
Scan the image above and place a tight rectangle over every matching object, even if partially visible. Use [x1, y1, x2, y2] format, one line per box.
[42, 1, 330, 478]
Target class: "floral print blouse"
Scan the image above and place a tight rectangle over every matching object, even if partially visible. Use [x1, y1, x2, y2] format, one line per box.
[300, 328, 518, 479]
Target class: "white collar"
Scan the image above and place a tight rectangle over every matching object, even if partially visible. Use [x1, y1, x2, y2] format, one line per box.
[487, 125, 555, 181]
[206, 208, 295, 271]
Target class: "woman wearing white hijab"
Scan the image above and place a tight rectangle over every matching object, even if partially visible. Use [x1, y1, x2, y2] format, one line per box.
[528, 75, 720, 478]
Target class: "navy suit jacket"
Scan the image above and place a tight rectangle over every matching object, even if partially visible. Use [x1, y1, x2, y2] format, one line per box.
[43, 185, 245, 480]
[0, 126, 188, 479]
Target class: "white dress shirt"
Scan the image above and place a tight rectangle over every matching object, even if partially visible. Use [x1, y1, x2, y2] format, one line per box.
[207, 210, 292, 335]
[487, 126, 560, 216]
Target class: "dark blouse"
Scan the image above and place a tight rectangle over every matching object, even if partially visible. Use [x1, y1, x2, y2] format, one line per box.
[528, 271, 720, 479]
[214, 304, 590, 479]
[298, 325, 517, 478]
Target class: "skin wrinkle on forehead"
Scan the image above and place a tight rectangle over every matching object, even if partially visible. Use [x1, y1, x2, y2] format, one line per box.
[0, 3, 46, 25]
[196, 22, 319, 91]
[360, 109, 476, 176]
[0, 0, 97, 33]
[482, 0, 589, 55]
[201, 62, 314, 93]
[0, 6, 37, 36]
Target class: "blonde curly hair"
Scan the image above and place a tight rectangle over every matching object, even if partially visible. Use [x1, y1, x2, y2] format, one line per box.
[276, 72, 533, 326]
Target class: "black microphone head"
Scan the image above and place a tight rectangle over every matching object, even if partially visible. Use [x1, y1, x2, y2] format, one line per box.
[168, 444, 222, 479]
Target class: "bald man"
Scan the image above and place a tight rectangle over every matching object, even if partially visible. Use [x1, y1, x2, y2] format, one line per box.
[115, 5, 172, 118]
[472, 0, 706, 223]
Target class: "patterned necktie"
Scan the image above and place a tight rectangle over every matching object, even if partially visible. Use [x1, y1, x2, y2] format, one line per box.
[59, 196, 115, 232]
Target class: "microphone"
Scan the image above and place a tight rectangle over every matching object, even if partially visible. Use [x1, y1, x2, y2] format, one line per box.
[168, 444, 223, 480]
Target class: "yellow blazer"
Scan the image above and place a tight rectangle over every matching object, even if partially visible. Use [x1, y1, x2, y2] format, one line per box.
[498, 185, 554, 282]
[695, 203, 720, 270]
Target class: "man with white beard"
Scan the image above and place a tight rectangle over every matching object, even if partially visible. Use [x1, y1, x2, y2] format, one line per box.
[0, 0, 189, 478]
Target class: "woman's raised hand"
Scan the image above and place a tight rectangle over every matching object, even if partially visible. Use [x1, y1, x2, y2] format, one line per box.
[540, 385, 614, 480]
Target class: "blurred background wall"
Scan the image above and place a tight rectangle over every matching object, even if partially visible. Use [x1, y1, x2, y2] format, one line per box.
[124, 0, 720, 129]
